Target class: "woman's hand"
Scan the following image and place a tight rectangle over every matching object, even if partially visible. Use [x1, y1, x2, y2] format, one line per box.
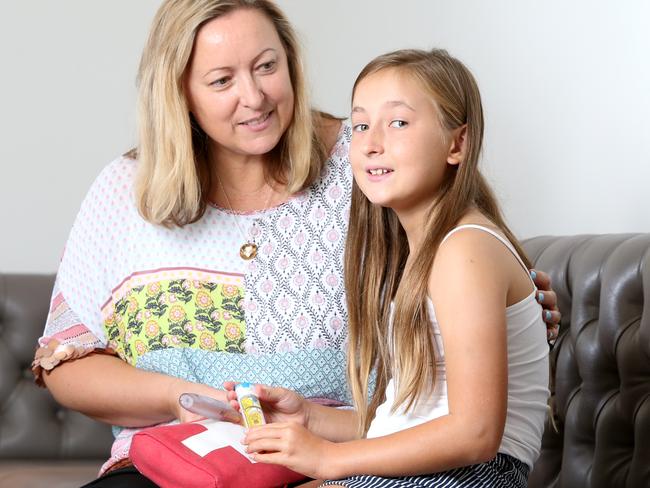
[224, 382, 310, 426]
[243, 422, 336, 480]
[531, 269, 561, 344]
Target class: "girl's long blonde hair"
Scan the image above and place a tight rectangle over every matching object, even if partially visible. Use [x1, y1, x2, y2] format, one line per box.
[132, 0, 328, 227]
[344, 49, 532, 435]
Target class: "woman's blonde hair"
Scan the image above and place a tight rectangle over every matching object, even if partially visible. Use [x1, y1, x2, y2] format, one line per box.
[344, 49, 532, 435]
[132, 0, 327, 226]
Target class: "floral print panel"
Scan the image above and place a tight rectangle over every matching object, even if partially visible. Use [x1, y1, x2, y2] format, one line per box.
[101, 268, 245, 365]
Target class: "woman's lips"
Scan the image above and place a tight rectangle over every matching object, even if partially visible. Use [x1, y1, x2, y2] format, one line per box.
[239, 111, 273, 131]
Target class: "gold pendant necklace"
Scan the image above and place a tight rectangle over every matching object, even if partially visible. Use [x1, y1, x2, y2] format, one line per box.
[216, 176, 274, 261]
[239, 242, 258, 260]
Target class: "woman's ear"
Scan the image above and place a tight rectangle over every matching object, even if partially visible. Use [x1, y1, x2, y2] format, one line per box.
[446, 124, 468, 166]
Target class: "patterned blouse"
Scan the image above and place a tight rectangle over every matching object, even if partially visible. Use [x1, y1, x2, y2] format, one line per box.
[33, 121, 353, 473]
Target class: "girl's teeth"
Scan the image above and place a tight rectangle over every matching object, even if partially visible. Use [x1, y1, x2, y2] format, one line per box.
[369, 169, 390, 175]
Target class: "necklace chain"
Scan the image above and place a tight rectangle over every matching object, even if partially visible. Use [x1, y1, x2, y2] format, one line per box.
[216, 175, 275, 260]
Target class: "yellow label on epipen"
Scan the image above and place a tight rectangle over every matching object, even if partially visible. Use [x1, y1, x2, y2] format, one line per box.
[241, 397, 255, 409]
[240, 395, 265, 427]
[245, 408, 264, 426]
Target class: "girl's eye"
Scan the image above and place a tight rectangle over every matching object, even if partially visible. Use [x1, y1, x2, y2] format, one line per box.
[353, 123, 369, 132]
[389, 120, 408, 128]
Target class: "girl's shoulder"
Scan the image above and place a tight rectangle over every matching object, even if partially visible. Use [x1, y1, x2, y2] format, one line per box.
[431, 217, 533, 306]
[430, 215, 510, 285]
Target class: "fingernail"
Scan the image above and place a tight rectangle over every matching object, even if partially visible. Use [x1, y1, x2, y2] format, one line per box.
[530, 270, 537, 281]
[537, 292, 544, 303]
[545, 310, 552, 321]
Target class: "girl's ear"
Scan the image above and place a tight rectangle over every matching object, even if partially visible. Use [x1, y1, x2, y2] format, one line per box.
[446, 124, 468, 166]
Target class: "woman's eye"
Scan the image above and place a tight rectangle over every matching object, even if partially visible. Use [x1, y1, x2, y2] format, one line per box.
[210, 77, 230, 88]
[389, 120, 408, 128]
[352, 123, 369, 132]
[258, 60, 276, 72]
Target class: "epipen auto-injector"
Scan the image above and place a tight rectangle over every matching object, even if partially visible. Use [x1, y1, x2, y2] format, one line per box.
[234, 382, 266, 428]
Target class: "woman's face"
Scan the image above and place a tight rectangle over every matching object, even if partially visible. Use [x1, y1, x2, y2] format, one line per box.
[185, 8, 294, 162]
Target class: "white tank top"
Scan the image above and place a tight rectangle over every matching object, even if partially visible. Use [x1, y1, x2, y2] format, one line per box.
[366, 224, 550, 469]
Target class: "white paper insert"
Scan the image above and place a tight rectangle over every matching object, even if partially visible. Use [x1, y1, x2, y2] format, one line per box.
[181, 419, 256, 463]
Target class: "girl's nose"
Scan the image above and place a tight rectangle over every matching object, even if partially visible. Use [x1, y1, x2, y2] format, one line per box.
[363, 127, 384, 157]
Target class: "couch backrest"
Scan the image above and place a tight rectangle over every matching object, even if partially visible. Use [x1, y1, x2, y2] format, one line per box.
[1, 234, 649, 484]
[0, 274, 113, 459]
[525, 234, 650, 488]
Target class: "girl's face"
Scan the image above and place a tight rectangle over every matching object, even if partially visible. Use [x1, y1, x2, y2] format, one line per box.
[350, 69, 458, 216]
[184, 8, 295, 162]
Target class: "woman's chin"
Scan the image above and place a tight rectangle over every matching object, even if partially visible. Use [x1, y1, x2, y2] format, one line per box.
[215, 135, 284, 159]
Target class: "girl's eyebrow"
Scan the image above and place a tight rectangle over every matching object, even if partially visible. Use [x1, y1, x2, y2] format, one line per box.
[385, 100, 415, 111]
[351, 100, 416, 114]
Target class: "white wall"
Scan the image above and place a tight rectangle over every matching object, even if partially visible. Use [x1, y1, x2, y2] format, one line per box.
[1, 1, 161, 273]
[2, 1, 649, 273]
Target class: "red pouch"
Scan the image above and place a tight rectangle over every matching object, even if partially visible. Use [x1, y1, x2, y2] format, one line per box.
[130, 420, 307, 488]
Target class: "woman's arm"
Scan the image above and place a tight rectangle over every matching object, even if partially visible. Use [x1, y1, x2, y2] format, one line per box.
[244, 230, 519, 479]
[43, 353, 228, 427]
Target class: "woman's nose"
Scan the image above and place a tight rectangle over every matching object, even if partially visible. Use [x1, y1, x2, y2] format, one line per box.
[239, 75, 265, 109]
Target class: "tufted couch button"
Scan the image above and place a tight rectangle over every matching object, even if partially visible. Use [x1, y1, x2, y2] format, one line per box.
[56, 408, 66, 422]
[23, 367, 34, 380]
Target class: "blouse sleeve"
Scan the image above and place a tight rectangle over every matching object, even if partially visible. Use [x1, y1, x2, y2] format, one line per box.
[32, 157, 134, 385]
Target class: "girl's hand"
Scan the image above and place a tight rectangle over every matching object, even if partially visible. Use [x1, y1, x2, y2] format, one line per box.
[224, 382, 310, 426]
[530, 269, 562, 344]
[243, 422, 336, 480]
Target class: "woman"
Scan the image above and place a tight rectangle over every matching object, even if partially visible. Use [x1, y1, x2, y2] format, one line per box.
[32, 1, 560, 486]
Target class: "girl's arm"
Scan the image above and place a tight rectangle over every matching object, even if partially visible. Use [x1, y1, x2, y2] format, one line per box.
[43, 353, 229, 426]
[306, 403, 358, 442]
[244, 230, 519, 479]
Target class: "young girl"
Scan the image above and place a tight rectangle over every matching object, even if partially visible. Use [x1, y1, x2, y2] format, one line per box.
[232, 48, 550, 487]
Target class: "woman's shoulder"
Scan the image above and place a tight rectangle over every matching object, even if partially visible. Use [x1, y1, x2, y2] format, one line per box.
[102, 151, 138, 182]
[315, 113, 351, 159]
[77, 153, 140, 222]
[318, 115, 345, 153]
[321, 118, 351, 173]
[87, 153, 138, 195]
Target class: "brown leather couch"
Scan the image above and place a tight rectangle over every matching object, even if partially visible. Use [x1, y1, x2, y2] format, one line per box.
[1, 234, 648, 487]
[525, 234, 650, 488]
[0, 274, 113, 488]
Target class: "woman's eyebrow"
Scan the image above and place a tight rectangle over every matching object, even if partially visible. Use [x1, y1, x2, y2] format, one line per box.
[203, 48, 278, 77]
